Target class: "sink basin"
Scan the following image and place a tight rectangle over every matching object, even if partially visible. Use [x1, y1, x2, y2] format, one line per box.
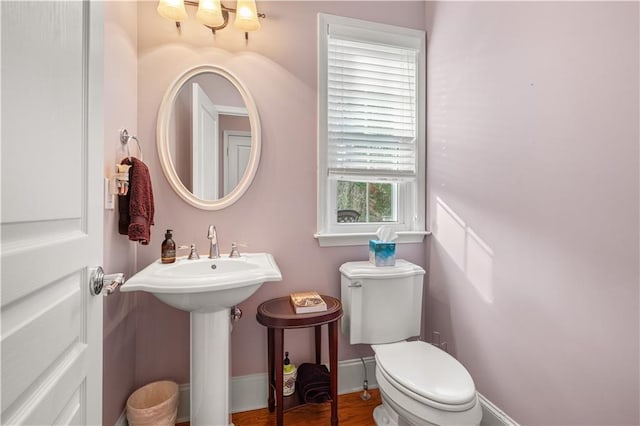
[121, 252, 282, 426]
[122, 253, 282, 312]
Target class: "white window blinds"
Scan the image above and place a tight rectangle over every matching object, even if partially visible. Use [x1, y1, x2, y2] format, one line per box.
[327, 36, 418, 178]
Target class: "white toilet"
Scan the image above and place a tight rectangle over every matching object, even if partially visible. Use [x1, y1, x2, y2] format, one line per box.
[340, 260, 482, 426]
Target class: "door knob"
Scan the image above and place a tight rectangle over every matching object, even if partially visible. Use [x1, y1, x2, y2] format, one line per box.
[90, 266, 125, 296]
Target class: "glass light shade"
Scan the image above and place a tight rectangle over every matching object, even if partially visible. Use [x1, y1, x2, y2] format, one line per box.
[234, 0, 261, 32]
[157, 0, 188, 21]
[196, 0, 225, 27]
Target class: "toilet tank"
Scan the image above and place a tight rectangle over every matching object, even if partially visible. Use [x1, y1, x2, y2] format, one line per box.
[340, 260, 426, 345]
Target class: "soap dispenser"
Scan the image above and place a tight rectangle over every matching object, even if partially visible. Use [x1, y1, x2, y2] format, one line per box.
[161, 229, 176, 264]
[283, 351, 297, 396]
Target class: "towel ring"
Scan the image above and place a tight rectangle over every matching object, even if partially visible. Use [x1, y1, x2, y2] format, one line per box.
[120, 129, 143, 160]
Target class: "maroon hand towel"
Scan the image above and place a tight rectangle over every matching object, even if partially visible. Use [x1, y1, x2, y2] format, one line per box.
[118, 190, 130, 236]
[296, 363, 331, 404]
[117, 157, 154, 245]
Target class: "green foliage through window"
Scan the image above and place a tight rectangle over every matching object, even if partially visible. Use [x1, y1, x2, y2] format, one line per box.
[337, 181, 395, 223]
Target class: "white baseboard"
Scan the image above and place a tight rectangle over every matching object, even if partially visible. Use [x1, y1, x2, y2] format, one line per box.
[229, 372, 268, 413]
[114, 358, 517, 426]
[228, 356, 377, 412]
[176, 383, 191, 423]
[477, 392, 519, 426]
[334, 356, 378, 395]
[114, 409, 128, 426]
[168, 356, 378, 422]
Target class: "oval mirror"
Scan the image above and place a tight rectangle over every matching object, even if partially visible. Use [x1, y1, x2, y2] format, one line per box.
[157, 65, 261, 210]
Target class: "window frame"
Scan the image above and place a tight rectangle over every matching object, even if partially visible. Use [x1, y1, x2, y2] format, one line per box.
[315, 13, 427, 247]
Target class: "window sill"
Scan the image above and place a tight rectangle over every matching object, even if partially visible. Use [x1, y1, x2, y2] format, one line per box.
[313, 231, 430, 247]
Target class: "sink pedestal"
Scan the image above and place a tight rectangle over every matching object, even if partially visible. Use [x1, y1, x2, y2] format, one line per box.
[191, 309, 232, 426]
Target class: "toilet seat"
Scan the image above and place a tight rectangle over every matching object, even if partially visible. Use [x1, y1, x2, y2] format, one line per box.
[374, 341, 477, 411]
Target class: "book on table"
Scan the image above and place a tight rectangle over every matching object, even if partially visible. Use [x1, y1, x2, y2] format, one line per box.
[290, 291, 327, 314]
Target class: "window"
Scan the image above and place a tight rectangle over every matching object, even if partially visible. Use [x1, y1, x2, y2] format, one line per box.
[315, 14, 426, 247]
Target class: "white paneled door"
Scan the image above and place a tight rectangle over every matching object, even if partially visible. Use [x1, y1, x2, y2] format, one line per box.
[192, 82, 220, 200]
[1, 1, 104, 425]
[223, 132, 251, 196]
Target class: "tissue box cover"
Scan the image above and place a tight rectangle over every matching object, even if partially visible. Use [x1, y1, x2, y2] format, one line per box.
[369, 240, 396, 266]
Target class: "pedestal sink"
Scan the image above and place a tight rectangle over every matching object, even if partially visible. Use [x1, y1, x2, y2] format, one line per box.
[121, 253, 282, 426]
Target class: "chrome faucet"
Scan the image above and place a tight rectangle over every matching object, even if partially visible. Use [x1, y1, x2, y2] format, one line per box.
[207, 225, 220, 259]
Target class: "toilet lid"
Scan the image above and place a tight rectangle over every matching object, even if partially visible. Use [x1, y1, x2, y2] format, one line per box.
[374, 341, 476, 406]
[339, 260, 425, 279]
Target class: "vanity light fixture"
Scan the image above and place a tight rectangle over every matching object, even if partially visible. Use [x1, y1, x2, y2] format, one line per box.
[157, 0, 264, 40]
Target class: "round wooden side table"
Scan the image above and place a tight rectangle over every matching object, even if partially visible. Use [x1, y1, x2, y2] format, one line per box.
[256, 295, 343, 426]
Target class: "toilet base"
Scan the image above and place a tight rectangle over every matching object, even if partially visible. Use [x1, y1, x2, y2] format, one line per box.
[374, 403, 427, 426]
[373, 404, 394, 426]
[374, 403, 439, 426]
[374, 392, 438, 426]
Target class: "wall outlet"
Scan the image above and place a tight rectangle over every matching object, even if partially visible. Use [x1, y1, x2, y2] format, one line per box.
[431, 331, 447, 352]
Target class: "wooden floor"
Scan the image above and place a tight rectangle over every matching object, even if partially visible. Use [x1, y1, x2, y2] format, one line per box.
[177, 389, 381, 426]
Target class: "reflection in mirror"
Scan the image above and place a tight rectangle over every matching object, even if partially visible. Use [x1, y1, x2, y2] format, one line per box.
[168, 73, 251, 201]
[157, 64, 261, 210]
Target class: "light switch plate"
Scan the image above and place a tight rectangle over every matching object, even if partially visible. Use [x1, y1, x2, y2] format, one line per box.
[105, 178, 115, 210]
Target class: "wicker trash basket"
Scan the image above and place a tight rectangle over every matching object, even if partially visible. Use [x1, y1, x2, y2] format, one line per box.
[126, 380, 179, 426]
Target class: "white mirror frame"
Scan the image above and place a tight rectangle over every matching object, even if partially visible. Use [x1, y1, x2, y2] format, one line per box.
[157, 64, 261, 210]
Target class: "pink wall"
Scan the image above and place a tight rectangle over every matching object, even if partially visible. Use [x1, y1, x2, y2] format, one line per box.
[134, 1, 428, 386]
[424, 2, 639, 424]
[103, 2, 140, 425]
